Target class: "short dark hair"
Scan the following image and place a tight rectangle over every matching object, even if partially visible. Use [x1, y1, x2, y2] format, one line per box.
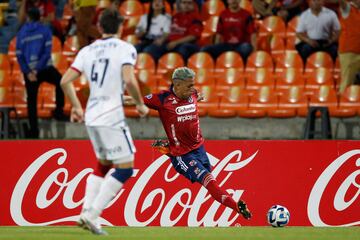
[99, 8, 124, 34]
[27, 7, 40, 22]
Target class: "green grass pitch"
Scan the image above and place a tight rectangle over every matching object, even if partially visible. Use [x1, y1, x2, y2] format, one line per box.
[0, 226, 359, 240]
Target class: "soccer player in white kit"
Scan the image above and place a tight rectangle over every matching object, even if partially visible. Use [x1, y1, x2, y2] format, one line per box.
[60, 9, 149, 235]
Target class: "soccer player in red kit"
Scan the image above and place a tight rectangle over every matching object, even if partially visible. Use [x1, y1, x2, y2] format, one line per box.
[144, 67, 252, 220]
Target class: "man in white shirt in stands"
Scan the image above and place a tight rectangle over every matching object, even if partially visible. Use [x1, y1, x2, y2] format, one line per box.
[296, 0, 340, 62]
[60, 8, 149, 235]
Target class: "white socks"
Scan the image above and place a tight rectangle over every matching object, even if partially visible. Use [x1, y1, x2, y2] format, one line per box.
[85, 175, 123, 221]
[82, 174, 104, 211]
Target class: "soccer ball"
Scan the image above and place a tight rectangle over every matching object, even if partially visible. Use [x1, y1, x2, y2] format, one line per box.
[267, 205, 290, 227]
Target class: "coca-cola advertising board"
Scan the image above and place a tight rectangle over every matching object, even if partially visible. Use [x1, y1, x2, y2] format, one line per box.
[0, 140, 359, 227]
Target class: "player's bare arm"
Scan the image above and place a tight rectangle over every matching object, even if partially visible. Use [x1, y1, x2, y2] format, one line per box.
[122, 64, 149, 117]
[60, 68, 84, 123]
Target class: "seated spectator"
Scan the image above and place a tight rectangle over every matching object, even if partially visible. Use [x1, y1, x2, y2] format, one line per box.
[142, 0, 203, 62]
[16, 8, 67, 139]
[200, 0, 256, 63]
[19, 0, 65, 43]
[338, 0, 360, 93]
[252, 0, 278, 19]
[295, 0, 340, 62]
[135, 0, 171, 53]
[0, 0, 19, 53]
[275, 0, 305, 22]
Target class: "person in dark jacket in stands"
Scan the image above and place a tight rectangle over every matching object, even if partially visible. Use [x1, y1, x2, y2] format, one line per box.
[16, 8, 67, 139]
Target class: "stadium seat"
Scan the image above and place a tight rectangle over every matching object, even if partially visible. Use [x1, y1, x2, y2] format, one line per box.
[200, 16, 219, 46]
[210, 86, 249, 118]
[135, 53, 156, 73]
[98, 0, 112, 8]
[136, 69, 159, 91]
[187, 52, 215, 70]
[240, 0, 254, 14]
[246, 67, 275, 92]
[122, 16, 141, 36]
[258, 16, 286, 38]
[257, 34, 285, 59]
[38, 84, 55, 118]
[13, 88, 28, 118]
[0, 70, 12, 89]
[240, 86, 277, 117]
[52, 36, 62, 53]
[338, 85, 360, 117]
[305, 67, 334, 93]
[246, 50, 274, 72]
[216, 68, 246, 93]
[308, 85, 341, 116]
[51, 53, 68, 74]
[11, 72, 25, 89]
[278, 86, 308, 117]
[0, 54, 10, 71]
[197, 85, 219, 117]
[333, 57, 340, 84]
[193, 68, 216, 86]
[201, 0, 226, 20]
[285, 35, 300, 50]
[305, 51, 334, 72]
[275, 68, 305, 92]
[63, 36, 79, 56]
[215, 51, 244, 72]
[0, 86, 14, 107]
[157, 52, 185, 76]
[119, 0, 144, 17]
[274, 50, 303, 72]
[122, 34, 139, 45]
[286, 16, 299, 38]
[8, 37, 16, 58]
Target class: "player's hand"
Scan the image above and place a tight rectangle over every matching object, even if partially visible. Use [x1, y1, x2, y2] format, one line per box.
[70, 107, 84, 123]
[136, 103, 149, 117]
[123, 95, 135, 106]
[197, 92, 205, 102]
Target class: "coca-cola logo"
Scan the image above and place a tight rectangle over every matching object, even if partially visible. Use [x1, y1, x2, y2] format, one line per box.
[307, 150, 360, 226]
[175, 104, 196, 115]
[10, 148, 257, 226]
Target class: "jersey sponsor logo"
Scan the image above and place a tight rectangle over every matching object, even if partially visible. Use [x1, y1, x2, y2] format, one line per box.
[177, 114, 197, 122]
[175, 104, 196, 115]
[145, 94, 153, 99]
[189, 160, 197, 166]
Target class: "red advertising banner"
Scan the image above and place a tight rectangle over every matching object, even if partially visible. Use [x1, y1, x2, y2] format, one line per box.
[0, 140, 359, 227]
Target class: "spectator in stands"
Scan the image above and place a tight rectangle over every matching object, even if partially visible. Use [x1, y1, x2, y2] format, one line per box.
[338, 0, 360, 93]
[252, 0, 278, 19]
[274, 0, 305, 22]
[19, 0, 65, 43]
[142, 0, 203, 62]
[135, 0, 171, 53]
[73, 0, 101, 49]
[200, 0, 256, 62]
[16, 8, 67, 139]
[0, 0, 19, 53]
[295, 0, 340, 62]
[53, 0, 67, 20]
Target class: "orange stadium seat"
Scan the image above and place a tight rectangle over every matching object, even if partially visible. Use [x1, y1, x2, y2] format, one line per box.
[285, 35, 300, 50]
[215, 51, 244, 72]
[305, 67, 334, 93]
[246, 67, 275, 91]
[338, 85, 360, 117]
[239, 86, 277, 117]
[188, 52, 215, 70]
[275, 68, 305, 92]
[122, 16, 141, 36]
[157, 52, 185, 76]
[197, 85, 219, 117]
[0, 86, 14, 107]
[308, 85, 341, 116]
[257, 34, 285, 58]
[258, 16, 286, 38]
[119, 0, 144, 17]
[122, 34, 139, 45]
[216, 68, 246, 93]
[63, 36, 79, 56]
[286, 16, 299, 38]
[52, 36, 62, 53]
[210, 86, 249, 118]
[246, 50, 274, 72]
[135, 53, 156, 73]
[0, 54, 10, 71]
[305, 51, 334, 72]
[200, 16, 219, 46]
[240, 0, 254, 14]
[193, 68, 216, 86]
[0, 70, 13, 89]
[51, 53, 68, 74]
[201, 0, 226, 20]
[98, 0, 112, 9]
[278, 86, 308, 117]
[274, 50, 303, 72]
[13, 88, 28, 118]
[136, 69, 159, 91]
[8, 37, 16, 58]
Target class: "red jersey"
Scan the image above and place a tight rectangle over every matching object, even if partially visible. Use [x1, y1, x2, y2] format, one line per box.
[217, 8, 255, 44]
[144, 87, 204, 156]
[168, 11, 203, 42]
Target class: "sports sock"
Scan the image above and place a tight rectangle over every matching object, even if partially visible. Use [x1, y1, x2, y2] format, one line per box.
[203, 174, 239, 213]
[82, 174, 104, 212]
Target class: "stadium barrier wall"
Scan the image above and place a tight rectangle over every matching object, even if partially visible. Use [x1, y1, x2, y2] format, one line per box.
[0, 140, 359, 227]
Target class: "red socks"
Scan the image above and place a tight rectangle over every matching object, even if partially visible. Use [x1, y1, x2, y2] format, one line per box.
[203, 174, 239, 213]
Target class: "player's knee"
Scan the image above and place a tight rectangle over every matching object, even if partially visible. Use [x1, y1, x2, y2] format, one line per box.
[93, 162, 112, 177]
[111, 168, 133, 184]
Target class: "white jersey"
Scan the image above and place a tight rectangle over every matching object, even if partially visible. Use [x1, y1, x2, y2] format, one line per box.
[71, 37, 137, 128]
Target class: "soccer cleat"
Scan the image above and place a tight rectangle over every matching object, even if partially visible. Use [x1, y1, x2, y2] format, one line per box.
[79, 216, 108, 235]
[237, 200, 252, 219]
[77, 217, 89, 230]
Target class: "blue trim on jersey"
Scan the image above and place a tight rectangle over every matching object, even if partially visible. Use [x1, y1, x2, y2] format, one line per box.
[158, 91, 171, 105]
[122, 128, 133, 154]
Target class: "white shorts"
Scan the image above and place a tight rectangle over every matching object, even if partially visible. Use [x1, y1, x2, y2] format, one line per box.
[86, 125, 136, 164]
